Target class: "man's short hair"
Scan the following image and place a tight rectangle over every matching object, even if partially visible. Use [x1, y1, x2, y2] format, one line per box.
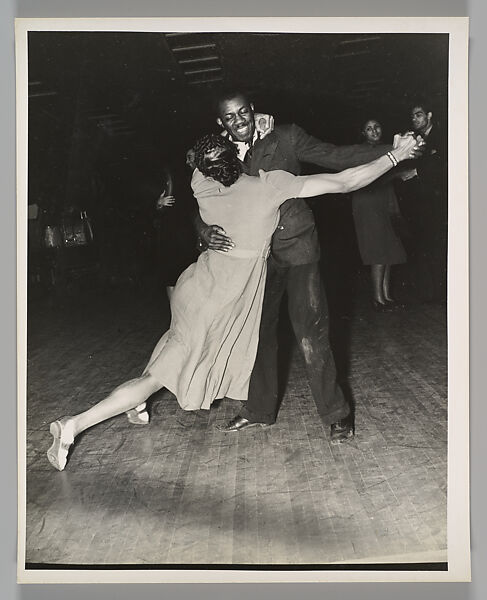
[212, 88, 252, 115]
[193, 133, 242, 187]
[411, 99, 433, 114]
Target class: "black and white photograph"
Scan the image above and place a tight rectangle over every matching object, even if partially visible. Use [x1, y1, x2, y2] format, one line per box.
[16, 17, 469, 583]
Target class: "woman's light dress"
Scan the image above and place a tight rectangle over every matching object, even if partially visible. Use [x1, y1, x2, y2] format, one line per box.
[144, 169, 304, 410]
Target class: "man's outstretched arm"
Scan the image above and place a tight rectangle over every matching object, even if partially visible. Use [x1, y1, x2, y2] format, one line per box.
[289, 123, 422, 171]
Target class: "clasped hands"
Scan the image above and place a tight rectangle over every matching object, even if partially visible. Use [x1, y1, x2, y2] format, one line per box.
[395, 131, 426, 159]
[392, 131, 425, 180]
[393, 132, 423, 161]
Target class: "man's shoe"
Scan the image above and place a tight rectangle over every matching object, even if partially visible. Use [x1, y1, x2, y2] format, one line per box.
[330, 419, 354, 445]
[218, 415, 271, 432]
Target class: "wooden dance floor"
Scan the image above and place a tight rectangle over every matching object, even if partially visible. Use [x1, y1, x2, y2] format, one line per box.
[24, 281, 447, 567]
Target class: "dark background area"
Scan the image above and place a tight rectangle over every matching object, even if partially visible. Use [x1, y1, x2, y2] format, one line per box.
[26, 31, 448, 300]
[28, 31, 448, 204]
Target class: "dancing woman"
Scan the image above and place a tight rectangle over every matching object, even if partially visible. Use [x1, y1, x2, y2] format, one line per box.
[47, 132, 416, 471]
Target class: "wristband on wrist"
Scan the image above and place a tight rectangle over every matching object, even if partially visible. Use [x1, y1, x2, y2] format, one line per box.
[386, 151, 398, 167]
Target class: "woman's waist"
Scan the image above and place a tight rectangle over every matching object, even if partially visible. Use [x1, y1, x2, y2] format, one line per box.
[211, 244, 271, 259]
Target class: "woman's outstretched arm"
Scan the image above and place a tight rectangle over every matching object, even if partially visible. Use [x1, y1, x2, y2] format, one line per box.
[296, 134, 416, 198]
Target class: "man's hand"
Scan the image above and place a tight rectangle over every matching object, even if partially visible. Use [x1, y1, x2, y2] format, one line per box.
[156, 191, 175, 210]
[254, 113, 274, 139]
[200, 224, 234, 252]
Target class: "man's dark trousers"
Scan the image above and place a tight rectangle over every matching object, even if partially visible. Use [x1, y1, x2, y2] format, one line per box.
[240, 256, 349, 426]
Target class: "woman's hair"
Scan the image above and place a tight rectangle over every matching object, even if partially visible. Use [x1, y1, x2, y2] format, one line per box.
[193, 133, 242, 187]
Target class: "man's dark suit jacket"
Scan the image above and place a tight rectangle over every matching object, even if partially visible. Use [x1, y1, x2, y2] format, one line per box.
[415, 124, 447, 196]
[246, 123, 390, 266]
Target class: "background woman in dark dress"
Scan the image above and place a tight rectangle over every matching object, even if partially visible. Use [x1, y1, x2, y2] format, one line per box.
[351, 118, 407, 311]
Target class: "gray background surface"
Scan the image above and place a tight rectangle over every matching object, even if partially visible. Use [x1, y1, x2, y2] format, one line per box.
[3, 0, 483, 598]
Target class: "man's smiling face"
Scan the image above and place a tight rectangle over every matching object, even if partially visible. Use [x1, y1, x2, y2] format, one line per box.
[216, 95, 255, 143]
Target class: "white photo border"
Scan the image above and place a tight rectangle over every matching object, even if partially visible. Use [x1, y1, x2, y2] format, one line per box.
[15, 16, 470, 584]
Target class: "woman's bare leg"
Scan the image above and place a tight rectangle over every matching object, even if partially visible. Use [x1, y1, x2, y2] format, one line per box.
[371, 264, 386, 304]
[126, 331, 170, 424]
[71, 373, 161, 436]
[47, 373, 161, 471]
[383, 265, 393, 301]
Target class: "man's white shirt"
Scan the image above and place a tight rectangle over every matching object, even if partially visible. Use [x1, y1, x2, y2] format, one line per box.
[232, 130, 260, 161]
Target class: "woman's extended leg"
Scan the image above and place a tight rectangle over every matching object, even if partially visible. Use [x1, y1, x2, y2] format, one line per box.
[47, 372, 162, 471]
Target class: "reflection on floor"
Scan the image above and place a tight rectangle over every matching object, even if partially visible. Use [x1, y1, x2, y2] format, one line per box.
[24, 284, 447, 566]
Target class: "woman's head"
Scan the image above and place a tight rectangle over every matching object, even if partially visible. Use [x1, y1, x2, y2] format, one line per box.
[361, 119, 383, 144]
[193, 134, 242, 187]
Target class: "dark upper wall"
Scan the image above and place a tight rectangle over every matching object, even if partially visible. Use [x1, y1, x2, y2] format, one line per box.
[27, 31, 449, 213]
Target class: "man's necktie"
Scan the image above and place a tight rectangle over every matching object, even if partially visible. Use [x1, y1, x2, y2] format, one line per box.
[244, 143, 253, 168]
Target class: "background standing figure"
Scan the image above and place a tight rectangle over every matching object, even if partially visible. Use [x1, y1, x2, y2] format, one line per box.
[410, 101, 447, 303]
[395, 101, 447, 304]
[351, 118, 407, 311]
